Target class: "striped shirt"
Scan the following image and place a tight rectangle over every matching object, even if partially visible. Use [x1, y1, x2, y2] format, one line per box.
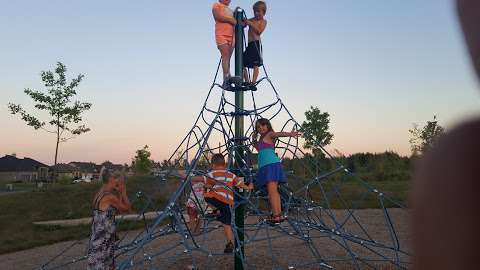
[203, 169, 243, 205]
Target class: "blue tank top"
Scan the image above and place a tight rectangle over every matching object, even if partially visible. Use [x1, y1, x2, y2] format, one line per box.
[257, 140, 280, 168]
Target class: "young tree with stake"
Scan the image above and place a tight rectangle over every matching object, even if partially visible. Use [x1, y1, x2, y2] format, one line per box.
[8, 62, 92, 182]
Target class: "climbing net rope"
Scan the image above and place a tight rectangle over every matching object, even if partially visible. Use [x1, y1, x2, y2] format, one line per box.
[40, 12, 411, 270]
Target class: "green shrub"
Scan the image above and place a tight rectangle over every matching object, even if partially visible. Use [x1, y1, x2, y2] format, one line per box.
[58, 175, 73, 185]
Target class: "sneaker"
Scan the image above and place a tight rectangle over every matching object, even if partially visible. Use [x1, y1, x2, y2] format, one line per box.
[224, 241, 234, 253]
[240, 81, 257, 91]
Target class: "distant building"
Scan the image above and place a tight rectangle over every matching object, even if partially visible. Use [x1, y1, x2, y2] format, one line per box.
[0, 156, 130, 184]
[68, 161, 126, 182]
[0, 155, 49, 183]
[50, 163, 81, 180]
[99, 161, 125, 172]
[69, 162, 101, 181]
[152, 166, 168, 178]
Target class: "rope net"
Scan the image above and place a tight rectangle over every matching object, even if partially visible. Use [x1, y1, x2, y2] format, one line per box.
[40, 15, 411, 270]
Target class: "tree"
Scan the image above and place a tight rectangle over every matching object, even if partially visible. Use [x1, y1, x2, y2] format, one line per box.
[101, 161, 114, 168]
[409, 115, 445, 156]
[160, 159, 172, 169]
[8, 62, 91, 181]
[196, 152, 212, 170]
[132, 145, 154, 175]
[300, 106, 334, 158]
[174, 149, 189, 169]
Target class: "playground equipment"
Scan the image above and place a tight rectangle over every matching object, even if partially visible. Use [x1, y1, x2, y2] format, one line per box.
[40, 8, 410, 270]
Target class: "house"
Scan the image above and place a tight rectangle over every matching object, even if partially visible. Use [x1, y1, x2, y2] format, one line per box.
[50, 163, 81, 180]
[99, 161, 126, 172]
[0, 155, 49, 183]
[69, 162, 101, 181]
[152, 166, 168, 180]
[68, 161, 127, 182]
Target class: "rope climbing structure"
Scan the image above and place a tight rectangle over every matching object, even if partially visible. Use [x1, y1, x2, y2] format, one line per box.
[39, 7, 411, 270]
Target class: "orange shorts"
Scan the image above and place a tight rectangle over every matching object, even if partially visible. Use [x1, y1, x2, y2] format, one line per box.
[216, 35, 235, 47]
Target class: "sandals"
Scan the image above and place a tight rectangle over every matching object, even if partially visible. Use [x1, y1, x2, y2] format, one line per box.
[266, 214, 287, 226]
[224, 241, 234, 254]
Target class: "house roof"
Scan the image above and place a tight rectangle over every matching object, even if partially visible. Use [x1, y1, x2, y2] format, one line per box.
[102, 163, 125, 171]
[68, 162, 126, 173]
[51, 163, 78, 173]
[69, 162, 101, 173]
[0, 155, 49, 172]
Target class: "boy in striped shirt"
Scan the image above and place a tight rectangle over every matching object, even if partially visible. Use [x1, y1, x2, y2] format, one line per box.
[186, 153, 253, 253]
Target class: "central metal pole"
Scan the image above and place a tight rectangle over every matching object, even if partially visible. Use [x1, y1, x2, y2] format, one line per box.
[233, 7, 245, 270]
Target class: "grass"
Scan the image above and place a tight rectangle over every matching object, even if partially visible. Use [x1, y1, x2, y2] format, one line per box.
[1, 181, 40, 192]
[0, 174, 410, 255]
[287, 174, 411, 209]
[0, 175, 179, 254]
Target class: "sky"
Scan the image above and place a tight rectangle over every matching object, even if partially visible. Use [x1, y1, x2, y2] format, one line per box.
[1, 0, 479, 165]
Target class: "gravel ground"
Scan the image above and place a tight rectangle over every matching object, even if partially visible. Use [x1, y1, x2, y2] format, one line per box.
[0, 208, 412, 270]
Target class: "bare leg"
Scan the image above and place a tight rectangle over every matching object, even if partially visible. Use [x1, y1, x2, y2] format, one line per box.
[223, 224, 234, 243]
[218, 44, 232, 79]
[187, 208, 197, 232]
[252, 66, 259, 83]
[228, 42, 234, 61]
[227, 43, 234, 75]
[192, 213, 200, 233]
[243, 67, 249, 82]
[267, 181, 282, 216]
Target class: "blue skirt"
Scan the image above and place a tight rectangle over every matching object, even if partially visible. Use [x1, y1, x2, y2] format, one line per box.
[256, 162, 286, 187]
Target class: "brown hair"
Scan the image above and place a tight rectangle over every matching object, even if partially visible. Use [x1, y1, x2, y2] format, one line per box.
[255, 118, 274, 134]
[211, 153, 226, 166]
[253, 1, 267, 14]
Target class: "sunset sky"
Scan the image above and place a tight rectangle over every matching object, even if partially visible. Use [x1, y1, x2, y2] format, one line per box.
[1, 0, 479, 165]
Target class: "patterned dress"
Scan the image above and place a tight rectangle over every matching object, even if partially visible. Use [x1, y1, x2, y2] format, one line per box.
[87, 192, 117, 270]
[186, 181, 207, 212]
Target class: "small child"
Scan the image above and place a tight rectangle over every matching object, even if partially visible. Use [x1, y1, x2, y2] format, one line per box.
[185, 175, 207, 234]
[187, 153, 253, 253]
[243, 1, 267, 84]
[252, 118, 300, 224]
[87, 167, 131, 270]
[212, 0, 237, 88]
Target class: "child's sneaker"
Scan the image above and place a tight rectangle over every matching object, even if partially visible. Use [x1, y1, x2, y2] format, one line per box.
[241, 81, 257, 91]
[224, 241, 234, 253]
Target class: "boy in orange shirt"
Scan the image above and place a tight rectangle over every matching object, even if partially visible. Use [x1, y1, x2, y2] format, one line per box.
[212, 0, 237, 88]
[184, 153, 253, 253]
